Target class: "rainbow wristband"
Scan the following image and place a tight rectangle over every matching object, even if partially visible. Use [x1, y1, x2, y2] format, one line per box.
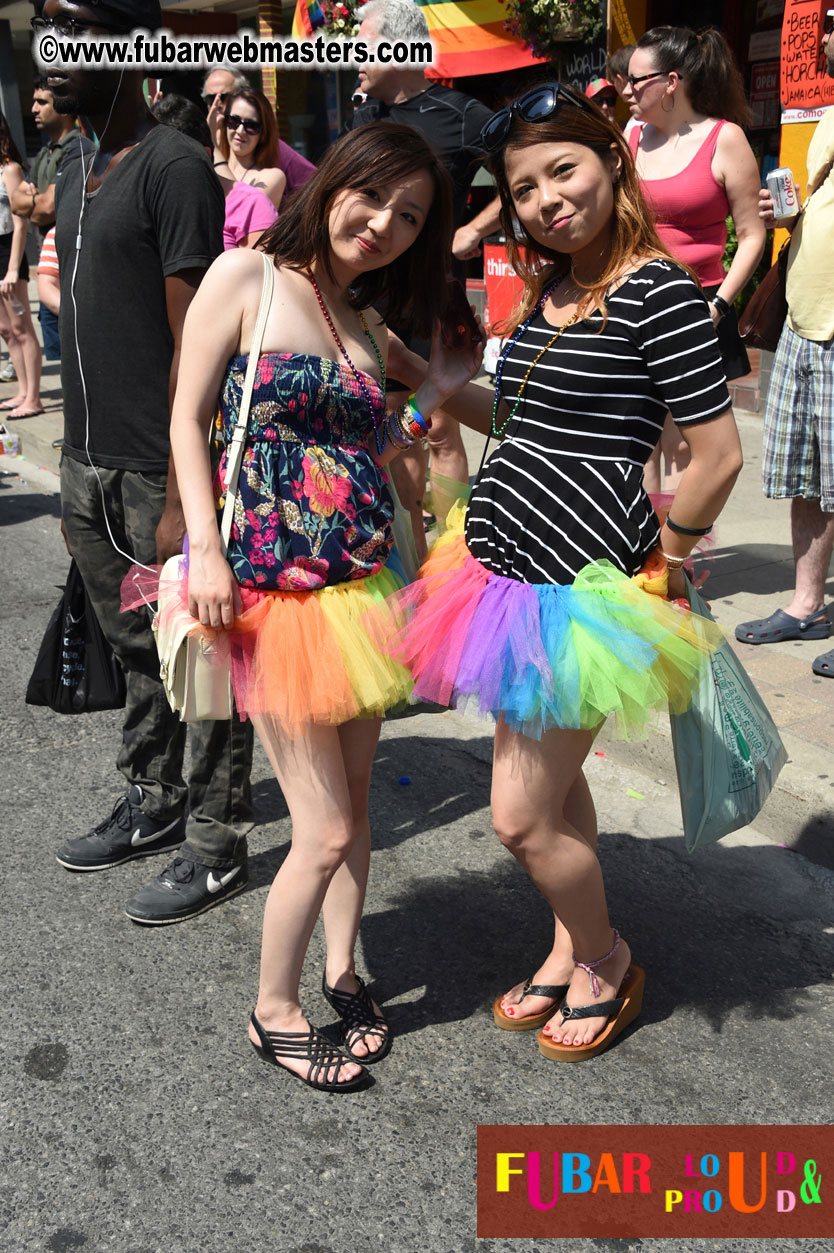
[406, 393, 431, 433]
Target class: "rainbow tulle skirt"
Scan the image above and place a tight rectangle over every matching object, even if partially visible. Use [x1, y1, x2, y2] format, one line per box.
[123, 559, 413, 734]
[371, 504, 724, 741]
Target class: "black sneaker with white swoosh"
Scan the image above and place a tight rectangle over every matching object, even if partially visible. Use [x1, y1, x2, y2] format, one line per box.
[56, 784, 186, 872]
[124, 856, 247, 925]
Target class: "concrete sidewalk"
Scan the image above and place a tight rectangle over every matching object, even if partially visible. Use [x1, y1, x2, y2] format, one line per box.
[3, 364, 834, 867]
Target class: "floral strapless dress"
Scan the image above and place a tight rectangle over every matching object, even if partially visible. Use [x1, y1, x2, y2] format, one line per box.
[215, 352, 396, 590]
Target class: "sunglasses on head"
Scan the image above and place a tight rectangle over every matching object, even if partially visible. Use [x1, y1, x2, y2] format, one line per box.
[480, 83, 596, 153]
[225, 114, 261, 136]
[203, 90, 230, 108]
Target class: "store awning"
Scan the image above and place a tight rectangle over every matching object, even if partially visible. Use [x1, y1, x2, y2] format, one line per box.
[291, 0, 546, 77]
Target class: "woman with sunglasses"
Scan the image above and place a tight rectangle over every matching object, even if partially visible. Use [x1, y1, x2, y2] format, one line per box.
[381, 83, 742, 1060]
[623, 26, 765, 492]
[165, 122, 481, 1091]
[214, 88, 286, 210]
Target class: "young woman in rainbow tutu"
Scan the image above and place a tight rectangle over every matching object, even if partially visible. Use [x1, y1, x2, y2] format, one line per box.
[166, 123, 483, 1091]
[380, 83, 743, 1060]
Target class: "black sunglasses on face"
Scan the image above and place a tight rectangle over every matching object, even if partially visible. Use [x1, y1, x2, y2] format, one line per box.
[824, 12, 834, 36]
[626, 71, 671, 89]
[203, 91, 230, 108]
[480, 83, 596, 153]
[225, 114, 261, 136]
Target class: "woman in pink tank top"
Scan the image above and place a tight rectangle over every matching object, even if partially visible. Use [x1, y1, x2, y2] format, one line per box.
[624, 26, 765, 490]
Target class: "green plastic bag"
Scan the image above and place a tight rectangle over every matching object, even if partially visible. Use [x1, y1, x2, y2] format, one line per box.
[670, 581, 787, 850]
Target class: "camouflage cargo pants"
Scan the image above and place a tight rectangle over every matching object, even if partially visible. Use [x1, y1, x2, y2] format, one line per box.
[60, 455, 254, 868]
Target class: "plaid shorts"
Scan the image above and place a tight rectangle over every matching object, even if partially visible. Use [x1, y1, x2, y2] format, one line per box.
[762, 324, 834, 510]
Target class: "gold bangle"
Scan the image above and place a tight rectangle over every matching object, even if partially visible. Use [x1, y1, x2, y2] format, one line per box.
[662, 551, 687, 570]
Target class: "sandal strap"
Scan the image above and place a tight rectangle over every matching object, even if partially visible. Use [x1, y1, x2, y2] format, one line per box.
[250, 1013, 355, 1088]
[559, 996, 624, 1022]
[522, 977, 570, 1000]
[322, 974, 389, 1047]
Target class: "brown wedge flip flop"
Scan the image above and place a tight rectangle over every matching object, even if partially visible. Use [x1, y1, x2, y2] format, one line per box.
[536, 964, 645, 1062]
[493, 977, 571, 1032]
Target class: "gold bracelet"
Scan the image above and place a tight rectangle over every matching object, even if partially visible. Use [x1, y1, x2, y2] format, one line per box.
[661, 551, 687, 570]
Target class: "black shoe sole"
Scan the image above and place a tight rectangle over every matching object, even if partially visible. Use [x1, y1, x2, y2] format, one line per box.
[124, 877, 246, 925]
[55, 834, 185, 873]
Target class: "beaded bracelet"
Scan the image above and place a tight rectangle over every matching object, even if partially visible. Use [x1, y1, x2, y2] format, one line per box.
[665, 515, 713, 537]
[385, 403, 424, 450]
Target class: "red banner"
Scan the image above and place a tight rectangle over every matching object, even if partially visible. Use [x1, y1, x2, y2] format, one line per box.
[477, 1125, 833, 1239]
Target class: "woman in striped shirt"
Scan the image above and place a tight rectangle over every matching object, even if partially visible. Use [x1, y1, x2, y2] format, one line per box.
[383, 83, 743, 1060]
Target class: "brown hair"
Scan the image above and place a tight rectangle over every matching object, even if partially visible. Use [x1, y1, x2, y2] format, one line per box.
[489, 85, 684, 330]
[258, 122, 453, 337]
[636, 26, 751, 128]
[0, 110, 24, 168]
[219, 88, 279, 169]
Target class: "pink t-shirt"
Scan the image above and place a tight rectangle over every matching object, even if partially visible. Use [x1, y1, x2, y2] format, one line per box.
[629, 120, 729, 287]
[222, 181, 278, 251]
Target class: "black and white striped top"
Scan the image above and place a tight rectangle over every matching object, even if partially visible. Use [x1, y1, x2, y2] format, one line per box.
[465, 260, 732, 585]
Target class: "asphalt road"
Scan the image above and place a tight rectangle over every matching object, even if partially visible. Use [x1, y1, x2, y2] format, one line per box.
[2, 461, 833, 1253]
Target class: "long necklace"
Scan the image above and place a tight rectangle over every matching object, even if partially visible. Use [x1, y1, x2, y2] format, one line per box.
[306, 269, 387, 452]
[492, 275, 585, 438]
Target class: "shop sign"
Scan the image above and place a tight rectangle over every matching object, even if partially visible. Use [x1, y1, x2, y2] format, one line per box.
[749, 29, 782, 59]
[751, 59, 781, 127]
[780, 0, 834, 110]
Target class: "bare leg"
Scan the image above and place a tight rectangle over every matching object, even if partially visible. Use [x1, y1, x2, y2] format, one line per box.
[426, 408, 468, 489]
[320, 718, 388, 1058]
[785, 497, 834, 620]
[247, 715, 368, 1084]
[389, 441, 428, 564]
[0, 292, 28, 406]
[10, 284, 42, 411]
[497, 768, 598, 1023]
[491, 719, 631, 1048]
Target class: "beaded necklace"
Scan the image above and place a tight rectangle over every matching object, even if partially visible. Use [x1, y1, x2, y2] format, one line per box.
[306, 269, 387, 453]
[491, 274, 585, 438]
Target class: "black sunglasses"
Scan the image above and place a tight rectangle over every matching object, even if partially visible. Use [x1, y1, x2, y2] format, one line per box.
[825, 12, 834, 35]
[203, 90, 230, 108]
[224, 114, 261, 136]
[480, 83, 595, 153]
[626, 70, 672, 89]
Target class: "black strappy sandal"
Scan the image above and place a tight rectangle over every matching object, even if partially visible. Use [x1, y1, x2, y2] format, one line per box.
[321, 972, 393, 1064]
[249, 1011, 369, 1092]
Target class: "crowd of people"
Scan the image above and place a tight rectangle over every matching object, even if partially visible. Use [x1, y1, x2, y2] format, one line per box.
[9, 0, 834, 1090]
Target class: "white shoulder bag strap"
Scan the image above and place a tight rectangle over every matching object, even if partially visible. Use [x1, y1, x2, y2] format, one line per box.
[219, 251, 275, 550]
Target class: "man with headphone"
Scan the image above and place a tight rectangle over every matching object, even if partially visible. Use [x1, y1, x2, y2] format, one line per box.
[45, 0, 255, 924]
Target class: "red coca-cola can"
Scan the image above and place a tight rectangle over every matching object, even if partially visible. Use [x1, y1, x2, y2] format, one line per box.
[766, 167, 798, 219]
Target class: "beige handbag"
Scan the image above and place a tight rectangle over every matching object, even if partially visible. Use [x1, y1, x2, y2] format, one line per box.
[155, 252, 275, 721]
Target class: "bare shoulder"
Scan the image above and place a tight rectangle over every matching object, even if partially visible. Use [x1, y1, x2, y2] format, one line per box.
[202, 246, 271, 295]
[714, 121, 755, 158]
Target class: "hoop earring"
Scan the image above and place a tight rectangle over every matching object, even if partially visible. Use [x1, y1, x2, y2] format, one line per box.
[661, 93, 675, 113]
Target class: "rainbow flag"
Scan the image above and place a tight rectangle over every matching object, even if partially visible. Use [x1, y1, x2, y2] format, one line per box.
[291, 0, 545, 76]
